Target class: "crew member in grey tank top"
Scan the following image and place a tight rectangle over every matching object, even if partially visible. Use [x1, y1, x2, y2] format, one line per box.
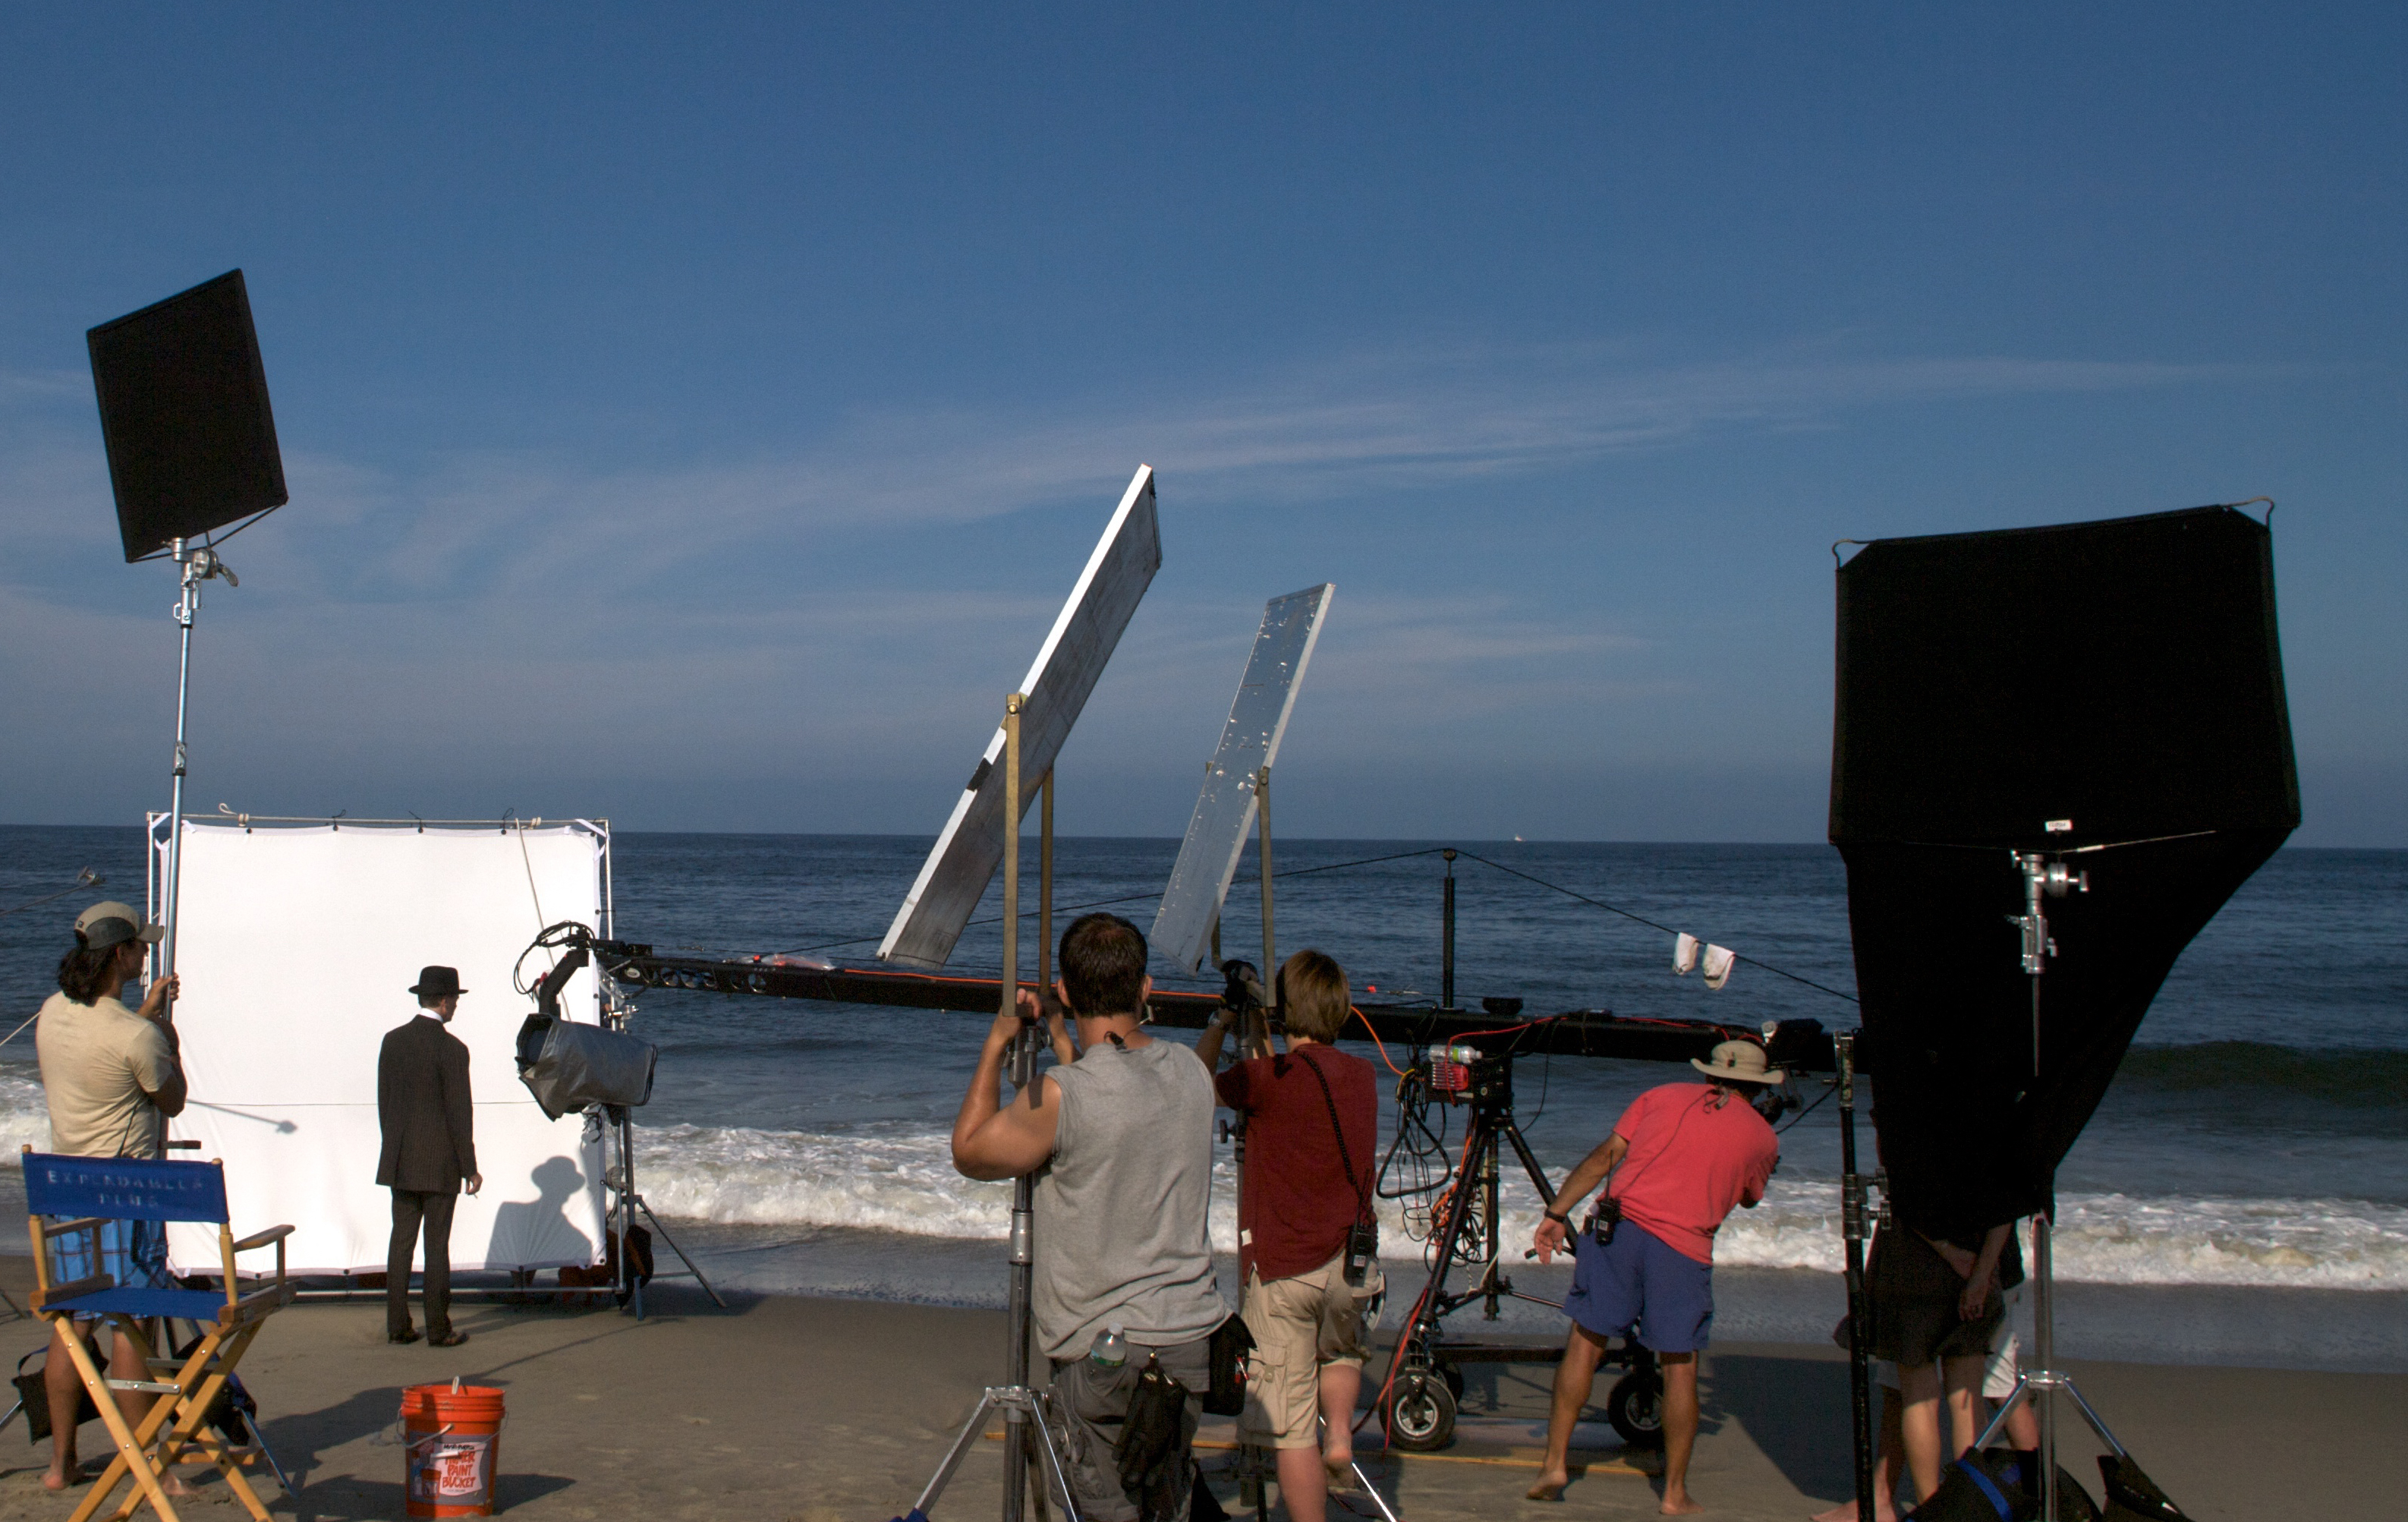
[952, 912, 1227, 1522]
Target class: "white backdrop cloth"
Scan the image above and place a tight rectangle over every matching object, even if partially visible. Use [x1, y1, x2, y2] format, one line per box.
[159, 822, 609, 1275]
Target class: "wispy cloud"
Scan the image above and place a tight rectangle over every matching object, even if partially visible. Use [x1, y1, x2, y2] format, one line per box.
[370, 347, 2247, 589]
[2, 344, 2260, 603]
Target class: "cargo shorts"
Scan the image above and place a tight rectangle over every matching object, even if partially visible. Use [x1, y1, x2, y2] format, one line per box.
[1237, 1252, 1387, 1450]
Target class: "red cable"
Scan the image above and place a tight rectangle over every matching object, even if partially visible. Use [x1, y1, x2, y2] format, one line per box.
[1351, 1006, 1408, 1077]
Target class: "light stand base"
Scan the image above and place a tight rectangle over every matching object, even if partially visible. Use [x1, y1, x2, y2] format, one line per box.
[615, 1190, 726, 1318]
[607, 1117, 727, 1319]
[910, 1385, 1082, 1522]
[1971, 1369, 2126, 1458]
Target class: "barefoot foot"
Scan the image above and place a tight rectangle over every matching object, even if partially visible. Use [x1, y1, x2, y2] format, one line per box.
[1526, 1471, 1569, 1502]
[1660, 1491, 1706, 1515]
[42, 1461, 88, 1492]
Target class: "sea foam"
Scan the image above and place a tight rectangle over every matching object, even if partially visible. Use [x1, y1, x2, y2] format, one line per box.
[616, 1118, 2408, 1292]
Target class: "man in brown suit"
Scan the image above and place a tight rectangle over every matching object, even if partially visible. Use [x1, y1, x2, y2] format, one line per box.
[378, 966, 482, 1347]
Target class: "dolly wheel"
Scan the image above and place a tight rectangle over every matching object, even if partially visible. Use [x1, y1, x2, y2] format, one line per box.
[1606, 1367, 1665, 1449]
[1381, 1369, 1457, 1451]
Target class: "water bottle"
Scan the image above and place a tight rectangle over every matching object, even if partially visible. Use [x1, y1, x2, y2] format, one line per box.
[1089, 1323, 1127, 1368]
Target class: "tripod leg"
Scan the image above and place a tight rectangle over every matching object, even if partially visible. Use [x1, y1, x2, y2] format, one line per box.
[1372, 1114, 1493, 1424]
[913, 1391, 1000, 1517]
[634, 1196, 729, 1309]
[1499, 1120, 1559, 1205]
[1969, 1374, 2030, 1452]
[1028, 1397, 1084, 1522]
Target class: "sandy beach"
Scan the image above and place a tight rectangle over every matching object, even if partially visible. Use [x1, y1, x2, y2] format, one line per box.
[0, 1259, 2397, 1522]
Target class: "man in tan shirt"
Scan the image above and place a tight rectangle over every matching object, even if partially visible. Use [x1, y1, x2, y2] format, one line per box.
[33, 900, 187, 1492]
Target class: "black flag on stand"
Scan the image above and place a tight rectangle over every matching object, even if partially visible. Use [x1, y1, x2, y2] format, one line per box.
[1830, 505, 2298, 1224]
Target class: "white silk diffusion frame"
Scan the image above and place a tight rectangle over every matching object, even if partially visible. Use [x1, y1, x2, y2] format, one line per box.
[145, 816, 610, 1277]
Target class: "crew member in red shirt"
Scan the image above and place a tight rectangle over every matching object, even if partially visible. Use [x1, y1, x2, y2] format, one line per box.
[1527, 1041, 1785, 1513]
[1198, 950, 1381, 1522]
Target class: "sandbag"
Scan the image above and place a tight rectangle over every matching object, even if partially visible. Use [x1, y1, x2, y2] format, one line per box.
[2098, 1455, 2192, 1522]
[1906, 1447, 2101, 1522]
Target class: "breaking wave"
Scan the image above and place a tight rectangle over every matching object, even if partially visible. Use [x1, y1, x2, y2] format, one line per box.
[621, 1119, 2408, 1293]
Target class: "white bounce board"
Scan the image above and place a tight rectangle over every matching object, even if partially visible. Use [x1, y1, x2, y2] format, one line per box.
[879, 465, 1163, 968]
[1150, 584, 1334, 972]
[151, 819, 609, 1276]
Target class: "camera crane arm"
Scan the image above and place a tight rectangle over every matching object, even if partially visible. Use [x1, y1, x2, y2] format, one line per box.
[593, 942, 1840, 1073]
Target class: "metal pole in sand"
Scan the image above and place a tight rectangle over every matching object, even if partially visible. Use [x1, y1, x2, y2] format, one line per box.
[160, 538, 200, 980]
[1255, 766, 1275, 1052]
[1440, 849, 1457, 1010]
[1000, 693, 1031, 1522]
[1039, 772, 1054, 1004]
[1835, 1034, 1875, 1522]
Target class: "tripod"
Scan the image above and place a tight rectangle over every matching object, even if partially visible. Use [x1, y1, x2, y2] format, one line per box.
[605, 1103, 724, 1319]
[1374, 1050, 1657, 1453]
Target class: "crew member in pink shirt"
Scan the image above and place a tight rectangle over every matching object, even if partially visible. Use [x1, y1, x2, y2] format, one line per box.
[1526, 1041, 1784, 1514]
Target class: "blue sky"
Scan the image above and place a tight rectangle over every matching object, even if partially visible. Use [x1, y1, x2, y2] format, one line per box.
[2, 5, 2401, 844]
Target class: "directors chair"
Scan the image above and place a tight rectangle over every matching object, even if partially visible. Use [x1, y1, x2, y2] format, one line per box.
[23, 1149, 297, 1522]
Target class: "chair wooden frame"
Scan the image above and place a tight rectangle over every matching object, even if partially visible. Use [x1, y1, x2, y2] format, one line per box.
[23, 1149, 297, 1522]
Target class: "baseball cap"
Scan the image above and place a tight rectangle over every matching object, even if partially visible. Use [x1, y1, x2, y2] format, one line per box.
[74, 900, 163, 952]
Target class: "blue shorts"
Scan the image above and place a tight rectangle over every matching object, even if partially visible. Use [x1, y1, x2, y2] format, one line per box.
[1563, 1218, 1714, 1353]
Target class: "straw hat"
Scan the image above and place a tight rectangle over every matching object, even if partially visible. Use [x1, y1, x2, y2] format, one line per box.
[1692, 1039, 1784, 1086]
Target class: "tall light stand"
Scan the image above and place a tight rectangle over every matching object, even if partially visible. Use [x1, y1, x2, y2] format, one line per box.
[1834, 1034, 1877, 1522]
[1001, 695, 1031, 1522]
[906, 698, 1078, 1522]
[157, 538, 236, 981]
[1975, 850, 2124, 1522]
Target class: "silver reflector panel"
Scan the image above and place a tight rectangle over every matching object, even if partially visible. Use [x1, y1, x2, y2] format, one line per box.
[878, 465, 1164, 969]
[1150, 583, 1335, 972]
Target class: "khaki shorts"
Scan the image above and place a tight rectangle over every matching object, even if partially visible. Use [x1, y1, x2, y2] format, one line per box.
[1238, 1252, 1386, 1449]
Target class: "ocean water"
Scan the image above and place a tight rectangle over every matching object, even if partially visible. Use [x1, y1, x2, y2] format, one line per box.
[5, 827, 2403, 1367]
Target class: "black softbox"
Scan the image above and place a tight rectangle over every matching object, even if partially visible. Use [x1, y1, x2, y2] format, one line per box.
[1829, 505, 2297, 1229]
[87, 269, 287, 562]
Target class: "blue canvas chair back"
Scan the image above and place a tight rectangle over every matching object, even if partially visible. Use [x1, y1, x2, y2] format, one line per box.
[24, 1153, 229, 1225]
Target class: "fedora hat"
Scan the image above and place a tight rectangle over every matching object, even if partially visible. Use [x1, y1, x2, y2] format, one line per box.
[408, 966, 467, 999]
[1692, 1039, 1784, 1086]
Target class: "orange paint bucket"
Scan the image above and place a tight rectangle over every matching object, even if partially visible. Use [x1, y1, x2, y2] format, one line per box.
[401, 1382, 505, 1517]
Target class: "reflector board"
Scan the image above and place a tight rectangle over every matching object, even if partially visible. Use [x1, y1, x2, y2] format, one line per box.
[879, 465, 1163, 968]
[1150, 583, 1335, 972]
[149, 818, 609, 1275]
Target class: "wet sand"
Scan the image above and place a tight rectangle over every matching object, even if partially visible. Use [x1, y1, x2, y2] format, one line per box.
[0, 1261, 2397, 1521]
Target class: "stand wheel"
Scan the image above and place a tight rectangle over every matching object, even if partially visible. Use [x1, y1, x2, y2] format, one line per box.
[1381, 1369, 1457, 1451]
[1606, 1368, 1664, 1449]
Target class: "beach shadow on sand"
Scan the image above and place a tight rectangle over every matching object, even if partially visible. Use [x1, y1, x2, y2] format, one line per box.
[1704, 1353, 1854, 1501]
[282, 1473, 574, 1521]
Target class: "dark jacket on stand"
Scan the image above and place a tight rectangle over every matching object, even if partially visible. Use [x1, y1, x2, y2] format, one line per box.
[376, 1015, 478, 1193]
